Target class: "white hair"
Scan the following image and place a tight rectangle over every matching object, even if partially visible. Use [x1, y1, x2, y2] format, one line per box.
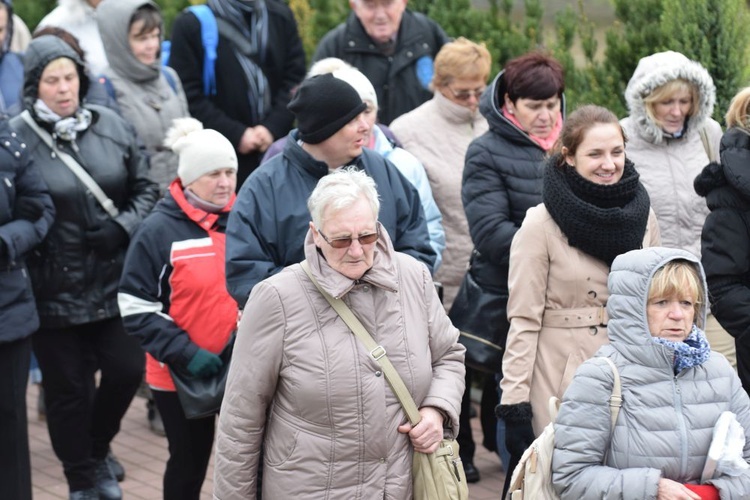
[307, 168, 380, 229]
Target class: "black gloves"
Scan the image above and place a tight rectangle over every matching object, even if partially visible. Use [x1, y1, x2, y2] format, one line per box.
[85, 220, 128, 254]
[15, 197, 45, 221]
[496, 402, 535, 458]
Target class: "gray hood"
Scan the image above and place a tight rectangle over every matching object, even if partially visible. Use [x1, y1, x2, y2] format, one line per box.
[606, 247, 708, 366]
[23, 35, 89, 109]
[97, 0, 160, 83]
[624, 51, 716, 145]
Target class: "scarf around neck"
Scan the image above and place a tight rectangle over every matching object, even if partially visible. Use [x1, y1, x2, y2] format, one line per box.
[653, 325, 711, 374]
[33, 99, 93, 141]
[502, 106, 562, 151]
[207, 0, 270, 124]
[543, 155, 650, 265]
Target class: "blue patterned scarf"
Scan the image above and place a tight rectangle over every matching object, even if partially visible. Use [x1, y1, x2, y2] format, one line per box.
[653, 325, 712, 374]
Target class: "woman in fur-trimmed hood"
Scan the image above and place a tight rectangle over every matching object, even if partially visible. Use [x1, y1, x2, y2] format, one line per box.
[620, 51, 721, 259]
[620, 52, 734, 370]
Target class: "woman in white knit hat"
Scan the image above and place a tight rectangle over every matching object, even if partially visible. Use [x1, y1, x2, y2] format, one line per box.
[118, 118, 239, 500]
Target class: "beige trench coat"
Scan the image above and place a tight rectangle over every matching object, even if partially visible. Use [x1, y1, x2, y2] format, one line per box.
[213, 225, 465, 499]
[500, 204, 660, 434]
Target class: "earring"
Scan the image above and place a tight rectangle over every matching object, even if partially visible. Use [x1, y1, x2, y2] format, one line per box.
[508, 109, 514, 115]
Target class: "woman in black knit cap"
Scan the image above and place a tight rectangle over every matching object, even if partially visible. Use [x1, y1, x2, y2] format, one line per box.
[496, 105, 661, 496]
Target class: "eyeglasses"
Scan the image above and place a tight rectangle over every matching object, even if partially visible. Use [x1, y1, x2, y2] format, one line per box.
[446, 86, 486, 101]
[318, 226, 380, 249]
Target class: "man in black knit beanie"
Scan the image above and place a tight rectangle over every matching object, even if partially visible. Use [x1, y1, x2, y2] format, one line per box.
[225, 73, 436, 307]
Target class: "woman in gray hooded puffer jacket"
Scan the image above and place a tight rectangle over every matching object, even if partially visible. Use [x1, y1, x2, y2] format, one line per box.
[553, 247, 750, 499]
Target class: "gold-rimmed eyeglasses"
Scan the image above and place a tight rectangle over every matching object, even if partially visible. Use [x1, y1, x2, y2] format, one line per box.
[318, 226, 380, 249]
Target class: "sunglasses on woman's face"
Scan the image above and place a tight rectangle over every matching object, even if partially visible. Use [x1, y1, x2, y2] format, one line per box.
[318, 226, 380, 249]
[447, 86, 486, 101]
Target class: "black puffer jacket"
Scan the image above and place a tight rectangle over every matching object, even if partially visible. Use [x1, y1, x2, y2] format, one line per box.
[0, 119, 54, 342]
[10, 36, 158, 329]
[462, 70, 564, 292]
[313, 10, 448, 125]
[696, 126, 750, 393]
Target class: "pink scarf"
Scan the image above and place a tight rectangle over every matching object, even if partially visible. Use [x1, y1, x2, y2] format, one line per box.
[502, 106, 563, 151]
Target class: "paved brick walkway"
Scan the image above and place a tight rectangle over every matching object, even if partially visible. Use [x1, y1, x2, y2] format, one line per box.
[28, 383, 505, 499]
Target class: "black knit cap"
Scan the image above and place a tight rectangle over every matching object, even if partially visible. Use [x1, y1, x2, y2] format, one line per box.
[288, 73, 367, 144]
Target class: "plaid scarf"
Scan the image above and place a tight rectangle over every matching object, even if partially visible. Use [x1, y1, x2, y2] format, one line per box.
[653, 325, 712, 374]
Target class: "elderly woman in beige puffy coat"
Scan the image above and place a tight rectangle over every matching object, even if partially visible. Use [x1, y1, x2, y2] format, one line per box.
[213, 169, 465, 499]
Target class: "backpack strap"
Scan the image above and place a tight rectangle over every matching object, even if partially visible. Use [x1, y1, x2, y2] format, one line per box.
[600, 357, 622, 431]
[161, 67, 178, 94]
[98, 75, 116, 102]
[187, 4, 218, 96]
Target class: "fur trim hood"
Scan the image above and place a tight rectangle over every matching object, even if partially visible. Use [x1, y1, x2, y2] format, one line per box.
[624, 51, 716, 145]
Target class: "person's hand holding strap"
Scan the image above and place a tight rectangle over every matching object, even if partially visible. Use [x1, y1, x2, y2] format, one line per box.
[496, 402, 535, 457]
[186, 348, 223, 378]
[657, 478, 701, 500]
[15, 197, 45, 221]
[397, 406, 445, 454]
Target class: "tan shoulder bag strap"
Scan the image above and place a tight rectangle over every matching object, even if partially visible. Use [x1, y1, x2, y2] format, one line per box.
[600, 356, 622, 432]
[300, 260, 422, 426]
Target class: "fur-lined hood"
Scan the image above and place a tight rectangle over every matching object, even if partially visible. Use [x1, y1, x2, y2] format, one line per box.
[624, 51, 716, 145]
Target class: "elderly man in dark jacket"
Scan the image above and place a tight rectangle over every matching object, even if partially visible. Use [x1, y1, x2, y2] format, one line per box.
[0, 118, 54, 500]
[169, 0, 307, 188]
[226, 73, 435, 306]
[312, 0, 448, 125]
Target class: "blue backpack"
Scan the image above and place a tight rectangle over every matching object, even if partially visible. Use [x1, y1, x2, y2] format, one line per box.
[161, 4, 218, 96]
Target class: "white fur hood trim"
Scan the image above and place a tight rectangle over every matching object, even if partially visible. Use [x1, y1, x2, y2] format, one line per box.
[624, 51, 716, 145]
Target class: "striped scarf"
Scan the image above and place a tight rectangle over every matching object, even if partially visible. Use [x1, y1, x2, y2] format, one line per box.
[208, 0, 270, 124]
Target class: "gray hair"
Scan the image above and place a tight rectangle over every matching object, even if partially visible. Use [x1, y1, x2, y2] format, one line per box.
[307, 168, 380, 229]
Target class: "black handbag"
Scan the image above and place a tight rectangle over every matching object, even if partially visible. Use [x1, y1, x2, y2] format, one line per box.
[168, 334, 235, 419]
[448, 266, 509, 374]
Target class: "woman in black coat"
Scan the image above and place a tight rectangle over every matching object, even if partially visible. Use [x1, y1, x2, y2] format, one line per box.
[0, 118, 54, 500]
[696, 86, 750, 398]
[10, 35, 158, 500]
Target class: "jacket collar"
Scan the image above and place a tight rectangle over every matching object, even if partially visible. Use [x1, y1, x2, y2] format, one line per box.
[432, 90, 482, 126]
[303, 221, 399, 299]
[168, 178, 235, 231]
[283, 129, 365, 179]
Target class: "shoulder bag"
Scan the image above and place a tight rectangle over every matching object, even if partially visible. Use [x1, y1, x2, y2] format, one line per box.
[300, 261, 469, 500]
[168, 333, 235, 419]
[507, 356, 622, 500]
[448, 250, 508, 374]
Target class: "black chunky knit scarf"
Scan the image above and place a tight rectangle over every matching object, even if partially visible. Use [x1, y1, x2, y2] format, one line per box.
[543, 155, 650, 265]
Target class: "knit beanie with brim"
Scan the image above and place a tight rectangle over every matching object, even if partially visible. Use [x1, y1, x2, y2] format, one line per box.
[164, 118, 238, 186]
[288, 73, 367, 144]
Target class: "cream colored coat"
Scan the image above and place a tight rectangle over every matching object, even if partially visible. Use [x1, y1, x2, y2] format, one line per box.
[390, 92, 489, 310]
[213, 225, 465, 499]
[500, 205, 660, 435]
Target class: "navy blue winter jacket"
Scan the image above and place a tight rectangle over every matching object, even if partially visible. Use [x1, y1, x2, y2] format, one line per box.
[0, 119, 55, 342]
[225, 129, 435, 306]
